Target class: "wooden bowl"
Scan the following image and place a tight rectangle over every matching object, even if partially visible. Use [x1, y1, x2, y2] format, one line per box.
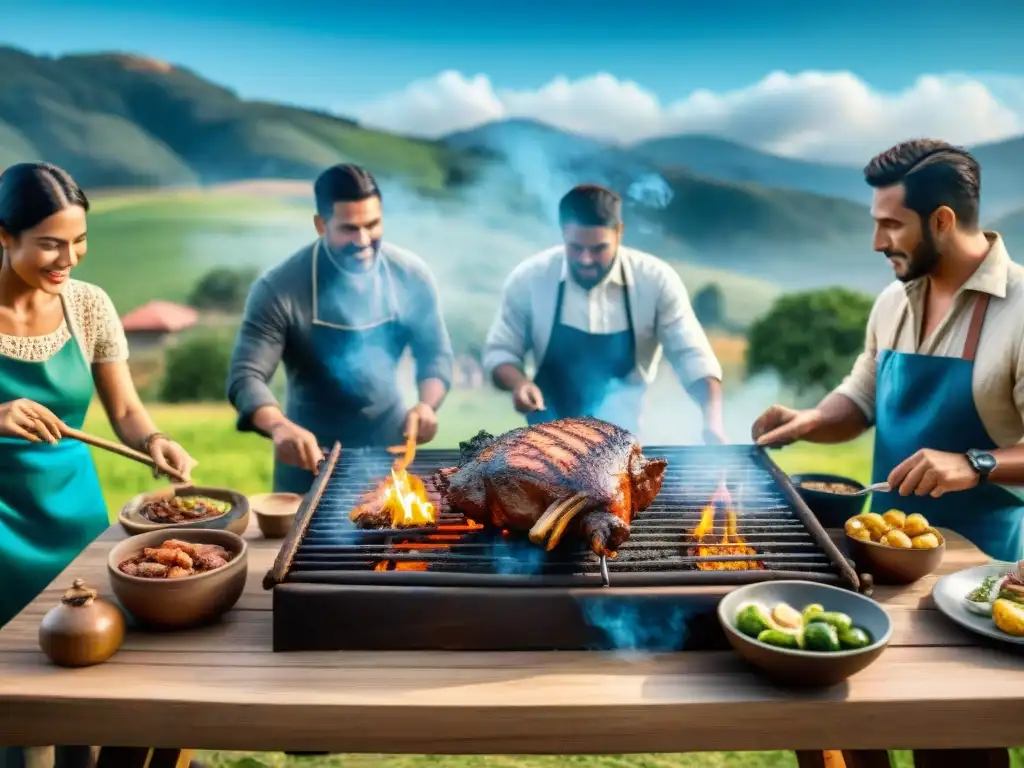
[717, 580, 892, 687]
[107, 529, 248, 629]
[790, 473, 867, 528]
[118, 486, 249, 536]
[846, 529, 946, 584]
[250, 492, 301, 538]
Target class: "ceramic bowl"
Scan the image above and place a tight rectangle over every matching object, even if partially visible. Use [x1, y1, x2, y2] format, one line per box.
[107, 529, 248, 629]
[717, 580, 892, 687]
[250, 492, 302, 538]
[791, 473, 868, 528]
[846, 528, 946, 584]
[118, 485, 249, 536]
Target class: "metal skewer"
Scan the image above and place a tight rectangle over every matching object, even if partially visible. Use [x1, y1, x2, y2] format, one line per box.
[599, 554, 610, 587]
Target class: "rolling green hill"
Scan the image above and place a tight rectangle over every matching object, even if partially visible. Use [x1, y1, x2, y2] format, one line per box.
[0, 47, 480, 192]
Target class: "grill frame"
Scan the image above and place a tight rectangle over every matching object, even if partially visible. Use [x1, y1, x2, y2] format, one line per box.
[265, 441, 864, 652]
[264, 441, 859, 590]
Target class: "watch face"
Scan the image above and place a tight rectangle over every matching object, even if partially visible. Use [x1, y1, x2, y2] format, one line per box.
[972, 451, 998, 472]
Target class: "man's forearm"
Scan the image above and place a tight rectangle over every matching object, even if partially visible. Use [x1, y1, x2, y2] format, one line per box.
[685, 376, 724, 431]
[492, 362, 529, 392]
[989, 445, 1024, 485]
[803, 393, 871, 443]
[418, 378, 448, 411]
[250, 405, 290, 438]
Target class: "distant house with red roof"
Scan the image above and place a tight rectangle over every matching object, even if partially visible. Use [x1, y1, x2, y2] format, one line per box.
[121, 300, 199, 351]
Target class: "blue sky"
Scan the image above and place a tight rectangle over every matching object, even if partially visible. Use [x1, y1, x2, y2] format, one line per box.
[4, 0, 1023, 111]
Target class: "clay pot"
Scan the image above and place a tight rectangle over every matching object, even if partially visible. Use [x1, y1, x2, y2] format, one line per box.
[38, 579, 126, 667]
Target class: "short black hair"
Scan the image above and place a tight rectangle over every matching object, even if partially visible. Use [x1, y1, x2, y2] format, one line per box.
[863, 139, 981, 230]
[558, 184, 622, 228]
[0, 162, 89, 238]
[313, 164, 380, 219]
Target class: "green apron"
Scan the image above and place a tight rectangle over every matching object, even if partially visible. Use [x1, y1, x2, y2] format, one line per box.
[0, 299, 108, 627]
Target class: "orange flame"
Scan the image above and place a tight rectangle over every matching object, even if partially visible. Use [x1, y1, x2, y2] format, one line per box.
[691, 480, 763, 571]
[378, 468, 436, 528]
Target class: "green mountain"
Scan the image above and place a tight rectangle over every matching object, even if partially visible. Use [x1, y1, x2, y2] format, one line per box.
[0, 47, 889, 289]
[0, 47, 480, 191]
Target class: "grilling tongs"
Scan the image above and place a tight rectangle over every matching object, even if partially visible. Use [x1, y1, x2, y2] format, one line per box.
[61, 425, 191, 484]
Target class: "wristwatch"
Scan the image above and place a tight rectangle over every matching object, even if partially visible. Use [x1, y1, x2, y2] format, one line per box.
[966, 449, 997, 483]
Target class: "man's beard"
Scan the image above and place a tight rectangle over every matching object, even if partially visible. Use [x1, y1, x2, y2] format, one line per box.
[886, 229, 941, 283]
[570, 256, 617, 290]
[325, 238, 379, 272]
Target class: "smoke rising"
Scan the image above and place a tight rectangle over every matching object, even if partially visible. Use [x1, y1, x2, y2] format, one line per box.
[578, 597, 691, 652]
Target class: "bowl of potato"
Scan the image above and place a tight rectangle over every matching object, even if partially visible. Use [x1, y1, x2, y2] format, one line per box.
[844, 510, 945, 584]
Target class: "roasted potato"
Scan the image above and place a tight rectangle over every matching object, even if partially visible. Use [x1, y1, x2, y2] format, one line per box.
[880, 529, 913, 549]
[882, 509, 907, 529]
[903, 513, 930, 538]
[911, 532, 941, 550]
[858, 512, 892, 540]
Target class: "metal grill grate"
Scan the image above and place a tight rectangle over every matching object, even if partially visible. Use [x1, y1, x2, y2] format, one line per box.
[267, 443, 859, 590]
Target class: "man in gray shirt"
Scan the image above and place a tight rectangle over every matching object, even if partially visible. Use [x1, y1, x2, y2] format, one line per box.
[227, 164, 454, 494]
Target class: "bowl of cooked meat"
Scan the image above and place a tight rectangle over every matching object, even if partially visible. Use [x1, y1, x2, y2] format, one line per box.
[790, 473, 868, 528]
[718, 580, 893, 687]
[107, 529, 248, 629]
[118, 486, 249, 536]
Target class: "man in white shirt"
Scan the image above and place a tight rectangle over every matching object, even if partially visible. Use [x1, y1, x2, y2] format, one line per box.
[483, 184, 725, 441]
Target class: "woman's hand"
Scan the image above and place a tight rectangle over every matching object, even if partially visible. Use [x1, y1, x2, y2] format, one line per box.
[146, 434, 197, 484]
[0, 398, 65, 444]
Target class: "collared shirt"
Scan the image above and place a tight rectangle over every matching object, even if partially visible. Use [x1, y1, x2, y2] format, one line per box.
[834, 232, 1024, 448]
[227, 239, 454, 432]
[557, 255, 631, 334]
[482, 245, 723, 388]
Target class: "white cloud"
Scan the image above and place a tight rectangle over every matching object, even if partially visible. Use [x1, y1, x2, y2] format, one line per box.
[351, 69, 1024, 163]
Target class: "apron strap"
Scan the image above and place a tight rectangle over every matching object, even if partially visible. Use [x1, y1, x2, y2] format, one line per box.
[961, 292, 991, 362]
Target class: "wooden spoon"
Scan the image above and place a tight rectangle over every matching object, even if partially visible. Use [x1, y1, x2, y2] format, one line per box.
[60, 425, 191, 484]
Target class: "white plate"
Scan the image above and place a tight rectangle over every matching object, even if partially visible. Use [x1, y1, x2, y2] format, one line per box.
[931, 562, 1024, 645]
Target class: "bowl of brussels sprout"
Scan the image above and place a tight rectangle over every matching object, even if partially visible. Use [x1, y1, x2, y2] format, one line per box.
[717, 580, 893, 687]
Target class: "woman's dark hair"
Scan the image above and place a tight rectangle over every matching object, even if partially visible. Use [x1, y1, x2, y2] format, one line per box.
[0, 162, 89, 238]
[313, 163, 380, 219]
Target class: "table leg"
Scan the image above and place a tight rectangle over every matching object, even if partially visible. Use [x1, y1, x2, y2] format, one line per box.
[841, 751, 892, 768]
[795, 751, 848, 767]
[912, 749, 1009, 768]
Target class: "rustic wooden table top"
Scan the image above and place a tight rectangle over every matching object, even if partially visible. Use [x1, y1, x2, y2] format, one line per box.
[0, 519, 1020, 755]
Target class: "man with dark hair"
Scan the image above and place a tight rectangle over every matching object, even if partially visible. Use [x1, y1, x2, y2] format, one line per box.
[753, 138, 1024, 566]
[484, 184, 725, 441]
[227, 163, 454, 493]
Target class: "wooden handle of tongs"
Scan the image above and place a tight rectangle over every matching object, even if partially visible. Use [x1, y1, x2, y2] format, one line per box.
[388, 411, 420, 471]
[61, 425, 190, 484]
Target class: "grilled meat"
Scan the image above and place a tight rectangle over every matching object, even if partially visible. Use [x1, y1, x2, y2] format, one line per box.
[434, 416, 667, 556]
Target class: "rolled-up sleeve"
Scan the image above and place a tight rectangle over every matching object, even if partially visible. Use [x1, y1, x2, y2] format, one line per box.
[656, 268, 724, 387]
[483, 268, 531, 379]
[227, 277, 289, 432]
[408, 268, 454, 388]
[832, 298, 880, 424]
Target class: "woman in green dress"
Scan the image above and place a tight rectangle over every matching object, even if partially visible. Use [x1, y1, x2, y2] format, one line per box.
[0, 162, 197, 628]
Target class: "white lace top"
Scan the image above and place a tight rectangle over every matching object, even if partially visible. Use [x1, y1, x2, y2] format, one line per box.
[0, 280, 130, 364]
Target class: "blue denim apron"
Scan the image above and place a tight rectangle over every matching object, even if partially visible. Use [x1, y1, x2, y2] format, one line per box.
[527, 275, 640, 433]
[869, 292, 1024, 562]
[274, 241, 408, 493]
[0, 299, 108, 627]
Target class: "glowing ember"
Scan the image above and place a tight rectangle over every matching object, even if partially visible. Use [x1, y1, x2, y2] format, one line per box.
[690, 480, 763, 571]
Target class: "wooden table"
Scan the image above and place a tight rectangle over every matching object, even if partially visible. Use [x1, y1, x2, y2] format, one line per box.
[0, 521, 1021, 764]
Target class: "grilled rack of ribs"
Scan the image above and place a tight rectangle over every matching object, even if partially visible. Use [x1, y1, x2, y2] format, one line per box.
[434, 416, 667, 556]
